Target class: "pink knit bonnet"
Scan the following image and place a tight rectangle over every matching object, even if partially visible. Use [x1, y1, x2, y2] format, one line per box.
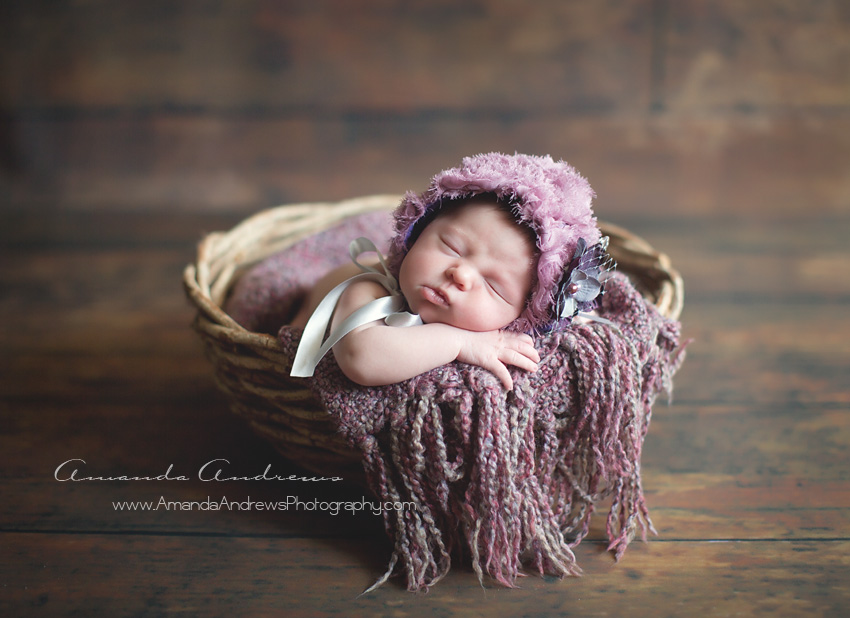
[387, 152, 606, 333]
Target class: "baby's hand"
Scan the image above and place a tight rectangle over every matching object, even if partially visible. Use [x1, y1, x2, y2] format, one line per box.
[456, 330, 540, 390]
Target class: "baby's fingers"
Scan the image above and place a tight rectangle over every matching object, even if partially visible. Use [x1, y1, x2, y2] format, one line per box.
[499, 347, 539, 374]
[519, 335, 540, 364]
[490, 362, 514, 391]
[504, 333, 540, 364]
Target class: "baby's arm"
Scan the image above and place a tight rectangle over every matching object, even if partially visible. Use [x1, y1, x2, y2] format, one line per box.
[331, 280, 539, 390]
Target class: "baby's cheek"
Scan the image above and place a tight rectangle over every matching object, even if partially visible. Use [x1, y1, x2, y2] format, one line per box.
[455, 304, 494, 332]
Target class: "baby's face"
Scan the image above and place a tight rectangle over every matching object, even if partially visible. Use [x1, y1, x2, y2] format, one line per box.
[399, 200, 535, 332]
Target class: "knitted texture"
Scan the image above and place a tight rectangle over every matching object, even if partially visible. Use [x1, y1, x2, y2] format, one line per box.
[387, 152, 601, 333]
[276, 271, 685, 591]
[224, 210, 394, 333]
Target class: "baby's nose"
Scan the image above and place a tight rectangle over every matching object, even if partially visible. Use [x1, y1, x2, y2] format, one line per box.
[448, 264, 473, 290]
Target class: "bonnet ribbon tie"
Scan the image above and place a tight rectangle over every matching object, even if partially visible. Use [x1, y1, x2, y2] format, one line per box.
[290, 237, 422, 378]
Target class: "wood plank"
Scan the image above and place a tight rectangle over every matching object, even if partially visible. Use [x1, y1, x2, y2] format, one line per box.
[1, 0, 653, 112]
[0, 210, 243, 251]
[630, 216, 850, 303]
[646, 473, 850, 541]
[2, 533, 848, 617]
[645, 404, 850, 479]
[671, 302, 850, 405]
[3, 112, 849, 214]
[7, 1, 848, 114]
[663, 0, 850, 110]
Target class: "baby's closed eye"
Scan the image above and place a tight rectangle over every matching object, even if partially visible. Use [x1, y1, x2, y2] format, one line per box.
[486, 278, 508, 301]
[440, 235, 462, 256]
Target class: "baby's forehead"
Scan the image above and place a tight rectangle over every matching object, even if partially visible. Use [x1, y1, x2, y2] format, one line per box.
[440, 206, 535, 272]
[439, 201, 537, 252]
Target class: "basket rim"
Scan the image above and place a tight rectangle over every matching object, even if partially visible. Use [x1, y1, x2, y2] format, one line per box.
[183, 194, 684, 354]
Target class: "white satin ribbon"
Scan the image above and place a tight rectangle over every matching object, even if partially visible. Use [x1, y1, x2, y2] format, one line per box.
[290, 238, 422, 378]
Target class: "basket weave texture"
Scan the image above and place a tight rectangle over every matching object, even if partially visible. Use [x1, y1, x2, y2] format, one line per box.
[183, 195, 683, 479]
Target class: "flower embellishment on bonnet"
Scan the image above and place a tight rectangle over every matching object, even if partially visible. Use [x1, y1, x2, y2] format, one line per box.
[552, 236, 616, 327]
[387, 152, 616, 333]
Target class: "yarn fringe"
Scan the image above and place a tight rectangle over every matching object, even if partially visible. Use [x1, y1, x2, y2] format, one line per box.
[307, 273, 686, 592]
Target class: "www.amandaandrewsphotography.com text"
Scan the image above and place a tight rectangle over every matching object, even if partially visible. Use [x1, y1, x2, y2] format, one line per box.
[53, 458, 417, 518]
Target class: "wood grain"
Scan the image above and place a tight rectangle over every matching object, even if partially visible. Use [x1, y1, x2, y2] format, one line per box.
[1, 0, 654, 112]
[4, 113, 849, 214]
[4, 1, 849, 213]
[3, 533, 848, 617]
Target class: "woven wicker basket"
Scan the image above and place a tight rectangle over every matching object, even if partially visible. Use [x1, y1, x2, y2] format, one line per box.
[183, 195, 683, 481]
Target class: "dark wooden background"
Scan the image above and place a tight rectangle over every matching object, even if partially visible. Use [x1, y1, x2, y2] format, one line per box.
[2, 1, 849, 616]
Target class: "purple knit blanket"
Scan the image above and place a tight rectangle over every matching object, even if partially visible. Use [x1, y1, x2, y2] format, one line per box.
[226, 213, 686, 592]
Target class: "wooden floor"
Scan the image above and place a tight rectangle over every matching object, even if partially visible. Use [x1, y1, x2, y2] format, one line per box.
[3, 199, 850, 617]
[3, 1, 850, 616]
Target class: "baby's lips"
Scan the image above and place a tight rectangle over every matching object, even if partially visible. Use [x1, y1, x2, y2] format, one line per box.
[422, 285, 449, 307]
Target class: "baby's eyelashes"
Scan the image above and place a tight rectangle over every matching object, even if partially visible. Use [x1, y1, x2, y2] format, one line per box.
[439, 236, 458, 255]
[485, 278, 508, 302]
